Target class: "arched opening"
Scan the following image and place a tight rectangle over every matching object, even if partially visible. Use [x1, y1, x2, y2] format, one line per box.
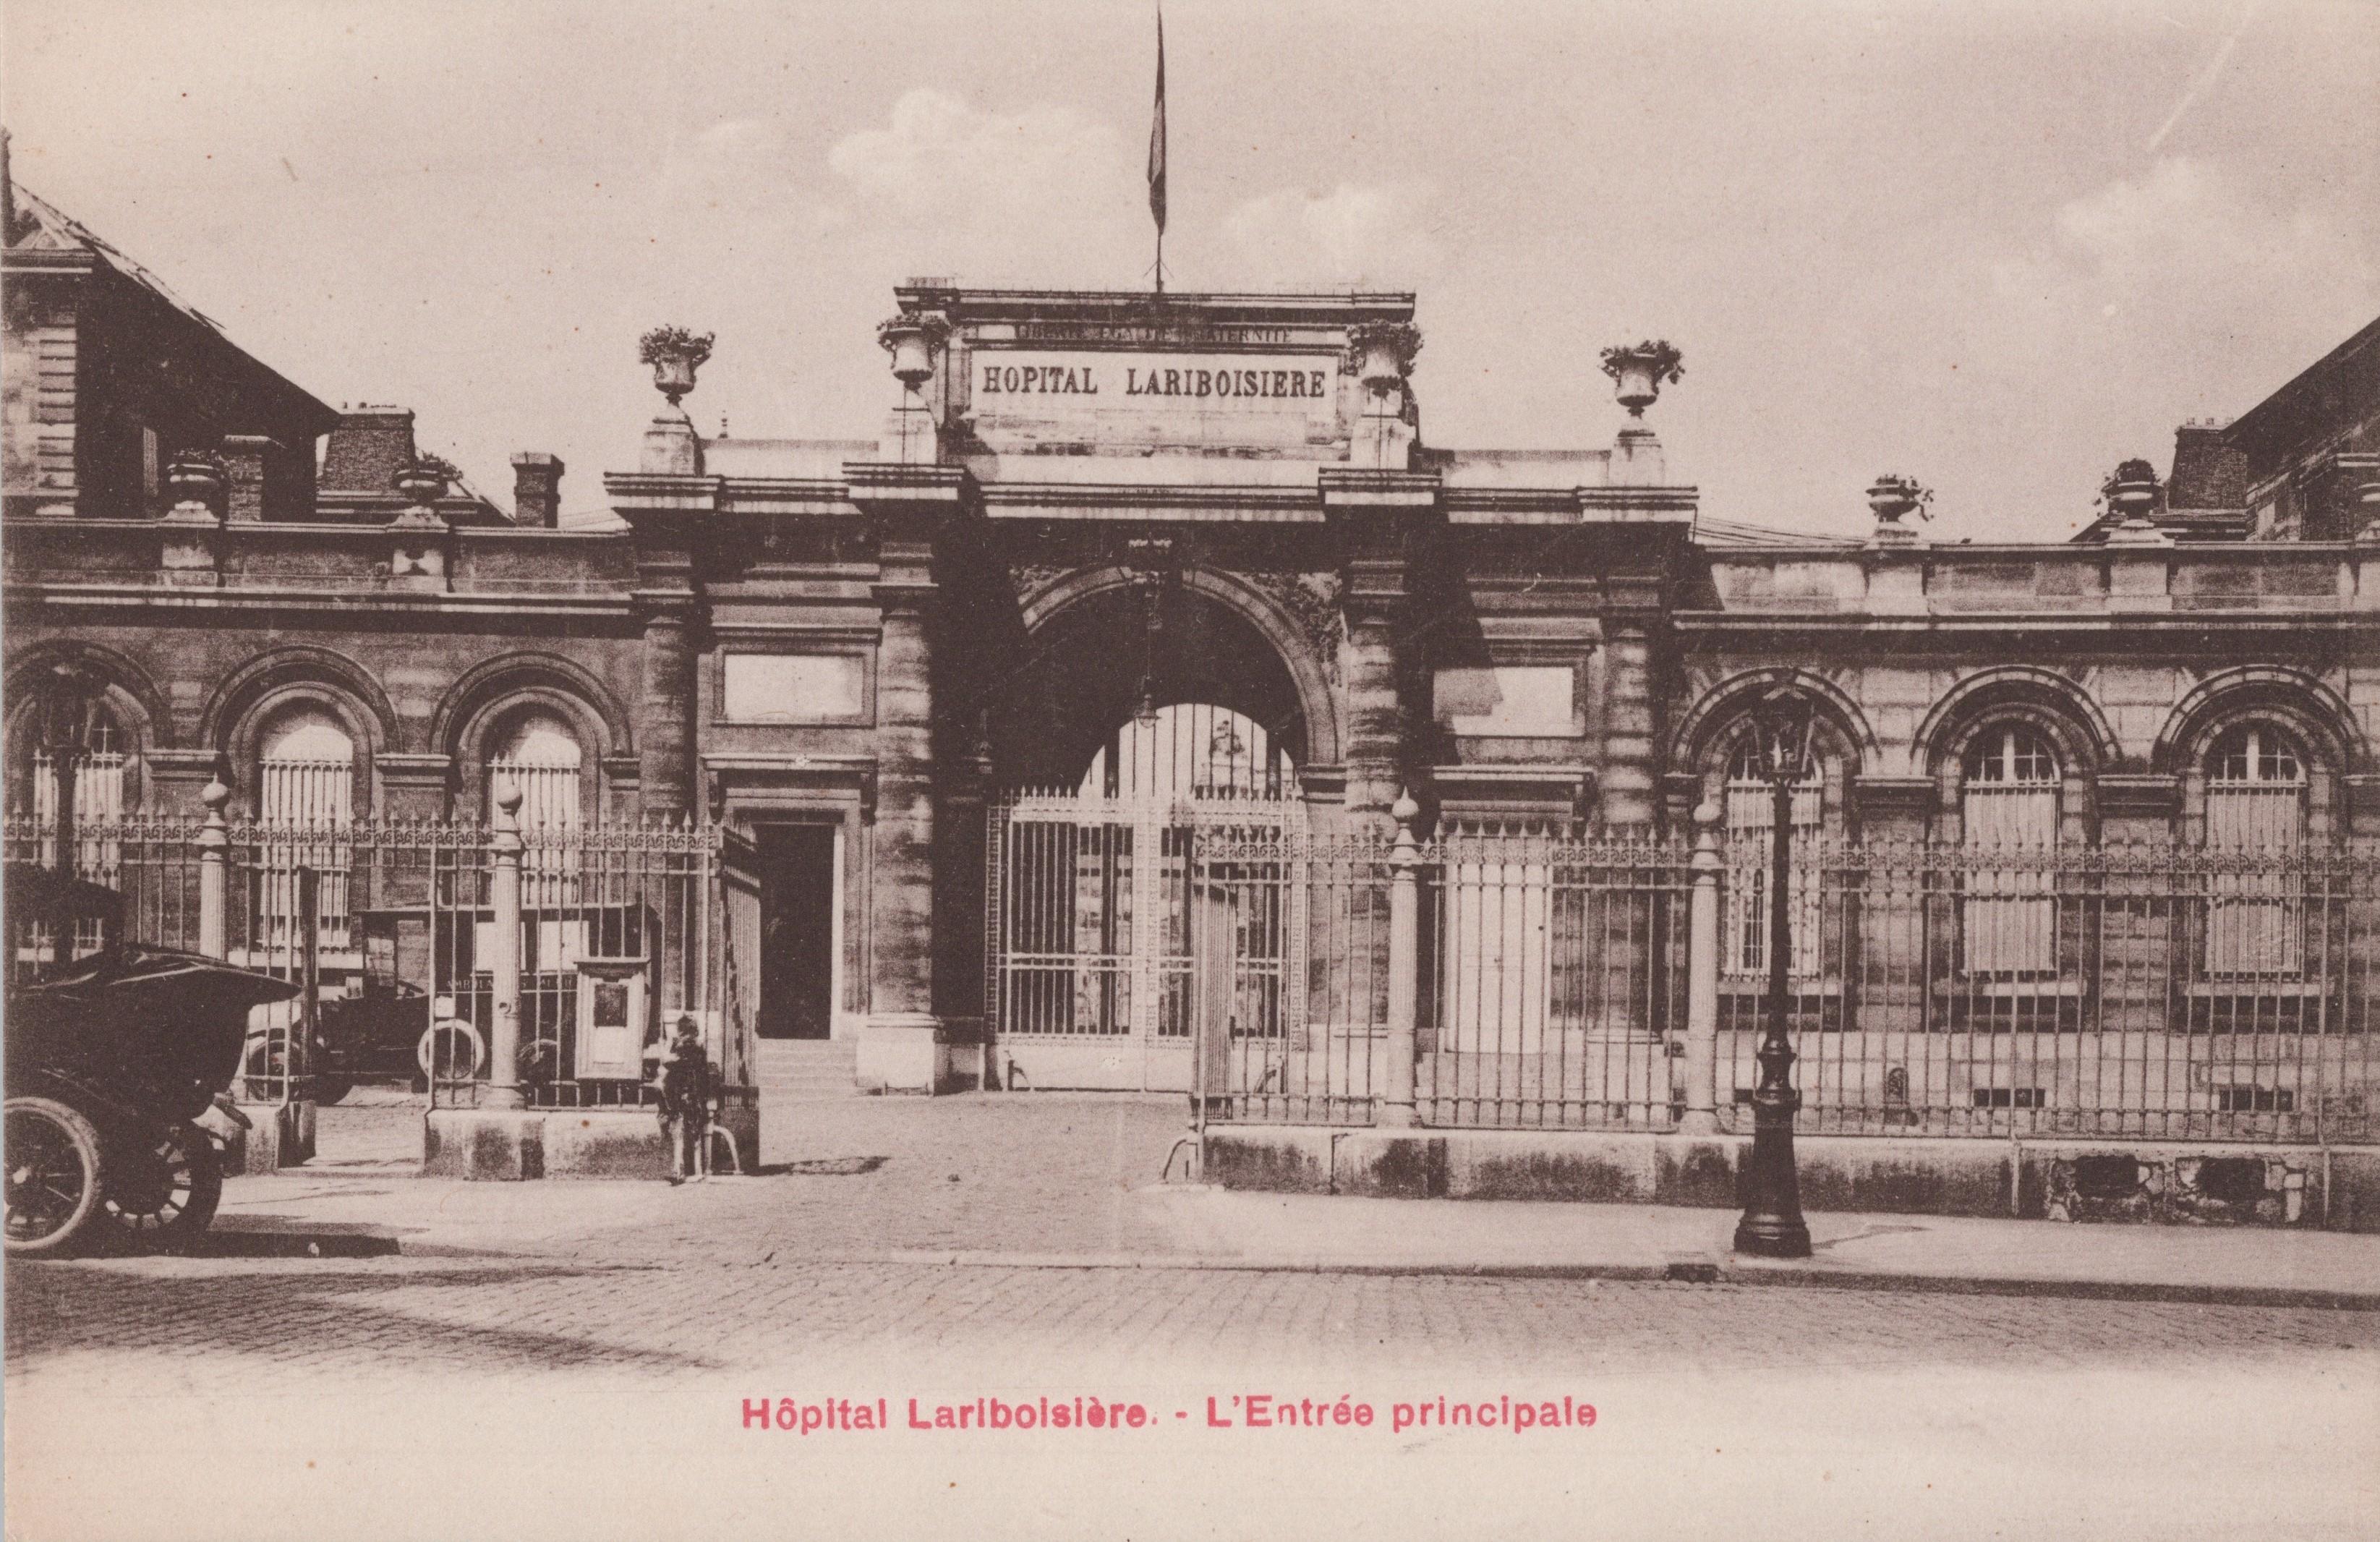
[1078, 702, 1296, 800]
[988, 576, 1316, 1090]
[490, 711, 585, 831]
[994, 578, 1313, 793]
[1960, 725, 2063, 975]
[2204, 723, 2308, 976]
[255, 707, 355, 951]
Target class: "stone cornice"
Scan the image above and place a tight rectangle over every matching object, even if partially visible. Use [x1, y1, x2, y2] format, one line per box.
[1851, 775, 1936, 818]
[1318, 469, 1441, 511]
[978, 482, 1321, 523]
[2097, 773, 2181, 818]
[843, 462, 971, 503]
[376, 752, 456, 788]
[4, 582, 632, 622]
[1574, 486, 1699, 519]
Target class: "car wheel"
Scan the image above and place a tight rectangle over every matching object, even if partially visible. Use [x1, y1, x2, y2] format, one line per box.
[242, 1035, 289, 1102]
[5, 1096, 108, 1257]
[101, 1123, 223, 1251]
[312, 1076, 355, 1107]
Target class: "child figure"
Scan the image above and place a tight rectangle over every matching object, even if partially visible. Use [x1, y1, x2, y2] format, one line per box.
[654, 1015, 712, 1183]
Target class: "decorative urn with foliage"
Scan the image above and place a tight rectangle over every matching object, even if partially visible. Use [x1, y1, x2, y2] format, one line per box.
[639, 325, 715, 406]
[1866, 474, 1934, 526]
[876, 313, 952, 388]
[393, 453, 458, 509]
[1346, 320, 1423, 397]
[1600, 340, 1684, 417]
[163, 446, 228, 508]
[2102, 457, 2162, 523]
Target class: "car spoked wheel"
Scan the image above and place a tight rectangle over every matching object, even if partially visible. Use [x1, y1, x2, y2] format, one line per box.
[101, 1122, 222, 1251]
[242, 1035, 289, 1102]
[4, 1096, 107, 1257]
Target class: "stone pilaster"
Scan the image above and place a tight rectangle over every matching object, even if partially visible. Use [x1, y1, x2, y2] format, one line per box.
[1342, 565, 1406, 829]
[848, 463, 969, 1091]
[1321, 469, 1436, 830]
[635, 602, 699, 817]
[1598, 579, 1664, 828]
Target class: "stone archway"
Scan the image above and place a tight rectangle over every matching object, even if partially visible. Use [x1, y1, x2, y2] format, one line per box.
[984, 565, 1324, 1093]
[994, 566, 1334, 793]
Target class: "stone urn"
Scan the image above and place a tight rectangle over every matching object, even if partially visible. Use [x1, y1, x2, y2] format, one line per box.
[876, 313, 950, 389]
[2104, 458, 2161, 524]
[1600, 340, 1684, 418]
[162, 451, 226, 516]
[392, 456, 455, 512]
[639, 325, 714, 407]
[1346, 320, 1422, 399]
[1866, 475, 1931, 526]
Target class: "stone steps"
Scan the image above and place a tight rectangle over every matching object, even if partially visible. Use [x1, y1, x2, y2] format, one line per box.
[755, 1038, 861, 1099]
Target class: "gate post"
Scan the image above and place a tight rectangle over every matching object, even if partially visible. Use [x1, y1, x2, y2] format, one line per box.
[197, 778, 230, 960]
[1679, 802, 1723, 1135]
[484, 781, 526, 1110]
[1382, 791, 1423, 1128]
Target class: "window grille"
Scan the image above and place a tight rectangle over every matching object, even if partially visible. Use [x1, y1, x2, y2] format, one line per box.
[2205, 725, 2306, 974]
[25, 722, 126, 958]
[490, 715, 584, 913]
[255, 712, 354, 951]
[1961, 726, 2060, 973]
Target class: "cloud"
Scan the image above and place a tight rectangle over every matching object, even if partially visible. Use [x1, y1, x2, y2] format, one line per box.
[1987, 156, 2376, 353]
[1223, 182, 1442, 286]
[825, 88, 1143, 283]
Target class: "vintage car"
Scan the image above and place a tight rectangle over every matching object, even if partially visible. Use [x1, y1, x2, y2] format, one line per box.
[5, 921, 299, 1256]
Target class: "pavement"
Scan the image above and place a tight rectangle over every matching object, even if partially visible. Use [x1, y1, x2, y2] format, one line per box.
[200, 1089, 2380, 1307]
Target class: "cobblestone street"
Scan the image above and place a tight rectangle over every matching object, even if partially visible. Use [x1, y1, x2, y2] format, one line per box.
[9, 1091, 2380, 1540]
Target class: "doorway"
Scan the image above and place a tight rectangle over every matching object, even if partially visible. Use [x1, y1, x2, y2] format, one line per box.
[759, 824, 837, 1039]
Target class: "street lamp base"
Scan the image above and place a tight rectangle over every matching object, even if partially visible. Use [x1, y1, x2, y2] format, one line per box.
[1733, 1212, 1813, 1258]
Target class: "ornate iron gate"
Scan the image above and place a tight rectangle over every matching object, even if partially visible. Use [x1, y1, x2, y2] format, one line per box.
[986, 785, 1304, 1091]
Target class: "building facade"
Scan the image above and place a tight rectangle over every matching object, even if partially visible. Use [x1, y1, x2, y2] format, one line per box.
[7, 174, 2377, 1156]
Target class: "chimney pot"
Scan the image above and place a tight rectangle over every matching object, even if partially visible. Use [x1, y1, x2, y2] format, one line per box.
[510, 451, 565, 529]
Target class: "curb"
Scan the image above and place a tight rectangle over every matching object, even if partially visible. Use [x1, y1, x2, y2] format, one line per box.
[776, 1248, 2380, 1311]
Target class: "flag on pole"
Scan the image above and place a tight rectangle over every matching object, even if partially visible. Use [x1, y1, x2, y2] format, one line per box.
[1147, 11, 1167, 237]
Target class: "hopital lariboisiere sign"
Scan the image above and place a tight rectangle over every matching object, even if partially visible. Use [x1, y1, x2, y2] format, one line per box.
[963, 346, 1347, 448]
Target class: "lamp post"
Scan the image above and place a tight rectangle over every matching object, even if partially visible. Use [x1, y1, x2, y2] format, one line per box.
[1733, 686, 1815, 1258]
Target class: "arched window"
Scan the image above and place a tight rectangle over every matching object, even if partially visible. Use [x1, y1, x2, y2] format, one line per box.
[1960, 725, 2061, 974]
[489, 712, 583, 831]
[2204, 725, 2306, 975]
[259, 710, 355, 825]
[490, 712, 584, 916]
[1723, 736, 1820, 977]
[22, 709, 129, 960]
[255, 708, 354, 951]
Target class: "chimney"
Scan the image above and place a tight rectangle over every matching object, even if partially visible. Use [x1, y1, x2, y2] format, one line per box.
[222, 435, 272, 523]
[2167, 419, 2246, 511]
[510, 452, 564, 529]
[318, 407, 417, 498]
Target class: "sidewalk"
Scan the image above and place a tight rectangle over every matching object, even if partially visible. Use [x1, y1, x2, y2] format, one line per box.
[204, 1089, 2380, 1311]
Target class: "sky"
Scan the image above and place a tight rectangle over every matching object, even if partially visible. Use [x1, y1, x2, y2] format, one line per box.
[7, 0, 2377, 539]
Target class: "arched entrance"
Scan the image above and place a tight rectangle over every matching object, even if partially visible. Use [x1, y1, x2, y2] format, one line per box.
[986, 575, 1316, 1091]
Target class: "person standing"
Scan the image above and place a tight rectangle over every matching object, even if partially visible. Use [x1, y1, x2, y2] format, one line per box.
[653, 1015, 712, 1183]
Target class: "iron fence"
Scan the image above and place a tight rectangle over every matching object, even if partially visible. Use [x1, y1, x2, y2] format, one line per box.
[1715, 837, 2380, 1142]
[3, 810, 748, 1112]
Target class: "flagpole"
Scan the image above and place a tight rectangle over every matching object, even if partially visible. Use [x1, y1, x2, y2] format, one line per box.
[1149, 6, 1166, 296]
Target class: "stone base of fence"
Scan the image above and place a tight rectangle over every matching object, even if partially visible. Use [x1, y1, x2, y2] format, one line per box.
[229, 1100, 315, 1175]
[1201, 1126, 2380, 1232]
[858, 1013, 984, 1095]
[423, 1089, 761, 1180]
